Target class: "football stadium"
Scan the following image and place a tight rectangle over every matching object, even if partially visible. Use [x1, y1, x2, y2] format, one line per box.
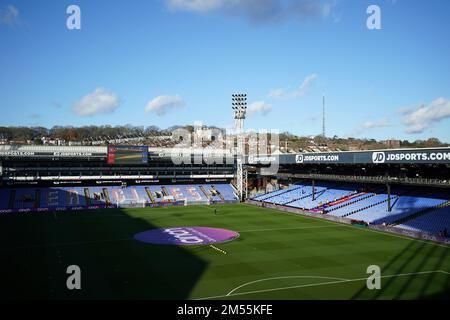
[1, 141, 449, 300]
[1, 0, 450, 307]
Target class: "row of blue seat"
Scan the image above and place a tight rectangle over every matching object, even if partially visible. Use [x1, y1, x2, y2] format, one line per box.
[253, 183, 359, 209]
[252, 185, 301, 201]
[327, 194, 388, 217]
[0, 184, 239, 211]
[289, 188, 357, 210]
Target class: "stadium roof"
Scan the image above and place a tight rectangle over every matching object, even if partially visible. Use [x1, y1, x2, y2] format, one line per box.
[1, 145, 449, 165]
[249, 147, 450, 165]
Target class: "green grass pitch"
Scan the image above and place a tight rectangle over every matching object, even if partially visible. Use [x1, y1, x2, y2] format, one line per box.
[0, 204, 449, 300]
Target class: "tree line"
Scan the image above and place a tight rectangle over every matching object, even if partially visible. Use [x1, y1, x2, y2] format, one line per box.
[0, 125, 164, 143]
[0, 125, 223, 144]
[0, 125, 447, 149]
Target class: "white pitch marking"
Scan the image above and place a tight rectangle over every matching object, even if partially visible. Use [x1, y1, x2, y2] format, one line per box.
[226, 275, 350, 296]
[195, 270, 450, 300]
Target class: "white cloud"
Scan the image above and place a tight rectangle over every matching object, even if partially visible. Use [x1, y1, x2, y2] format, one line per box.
[296, 73, 318, 97]
[165, 0, 335, 23]
[73, 88, 120, 117]
[145, 95, 186, 116]
[267, 88, 286, 99]
[268, 73, 318, 99]
[248, 101, 272, 116]
[361, 118, 391, 129]
[166, 0, 227, 12]
[0, 4, 19, 26]
[402, 97, 450, 134]
[349, 117, 392, 137]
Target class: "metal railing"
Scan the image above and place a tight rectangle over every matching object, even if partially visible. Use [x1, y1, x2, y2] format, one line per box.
[276, 173, 450, 187]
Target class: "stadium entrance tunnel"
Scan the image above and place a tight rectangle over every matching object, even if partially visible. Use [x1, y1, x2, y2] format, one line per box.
[134, 227, 240, 246]
[0, 188, 209, 299]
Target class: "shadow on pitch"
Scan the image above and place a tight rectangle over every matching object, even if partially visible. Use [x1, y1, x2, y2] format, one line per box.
[350, 239, 450, 300]
[0, 189, 209, 300]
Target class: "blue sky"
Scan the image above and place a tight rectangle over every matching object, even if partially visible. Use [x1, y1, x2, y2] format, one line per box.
[0, 0, 449, 141]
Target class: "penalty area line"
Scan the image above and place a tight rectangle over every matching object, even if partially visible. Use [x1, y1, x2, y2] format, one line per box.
[194, 270, 450, 300]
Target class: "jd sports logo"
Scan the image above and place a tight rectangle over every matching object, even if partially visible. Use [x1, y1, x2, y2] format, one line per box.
[296, 154, 304, 164]
[372, 152, 386, 164]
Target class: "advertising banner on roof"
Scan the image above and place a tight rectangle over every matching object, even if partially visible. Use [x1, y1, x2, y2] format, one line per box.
[0, 151, 105, 158]
[255, 148, 450, 165]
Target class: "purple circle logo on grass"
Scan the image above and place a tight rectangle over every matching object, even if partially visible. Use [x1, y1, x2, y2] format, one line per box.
[134, 227, 240, 245]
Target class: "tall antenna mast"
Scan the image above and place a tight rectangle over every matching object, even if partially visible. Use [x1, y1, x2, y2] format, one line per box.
[322, 94, 326, 138]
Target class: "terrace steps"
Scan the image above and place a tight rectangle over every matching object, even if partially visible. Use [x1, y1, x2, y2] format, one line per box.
[324, 186, 390, 214]
[342, 196, 399, 218]
[199, 186, 211, 200]
[215, 187, 225, 202]
[260, 185, 304, 202]
[102, 187, 112, 205]
[144, 187, 156, 203]
[313, 192, 366, 212]
[84, 188, 91, 205]
[325, 193, 377, 213]
[283, 183, 349, 209]
[283, 188, 325, 205]
[343, 187, 415, 218]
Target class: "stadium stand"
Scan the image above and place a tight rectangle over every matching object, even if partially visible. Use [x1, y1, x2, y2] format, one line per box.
[0, 184, 238, 213]
[252, 182, 450, 235]
[1, 144, 449, 242]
